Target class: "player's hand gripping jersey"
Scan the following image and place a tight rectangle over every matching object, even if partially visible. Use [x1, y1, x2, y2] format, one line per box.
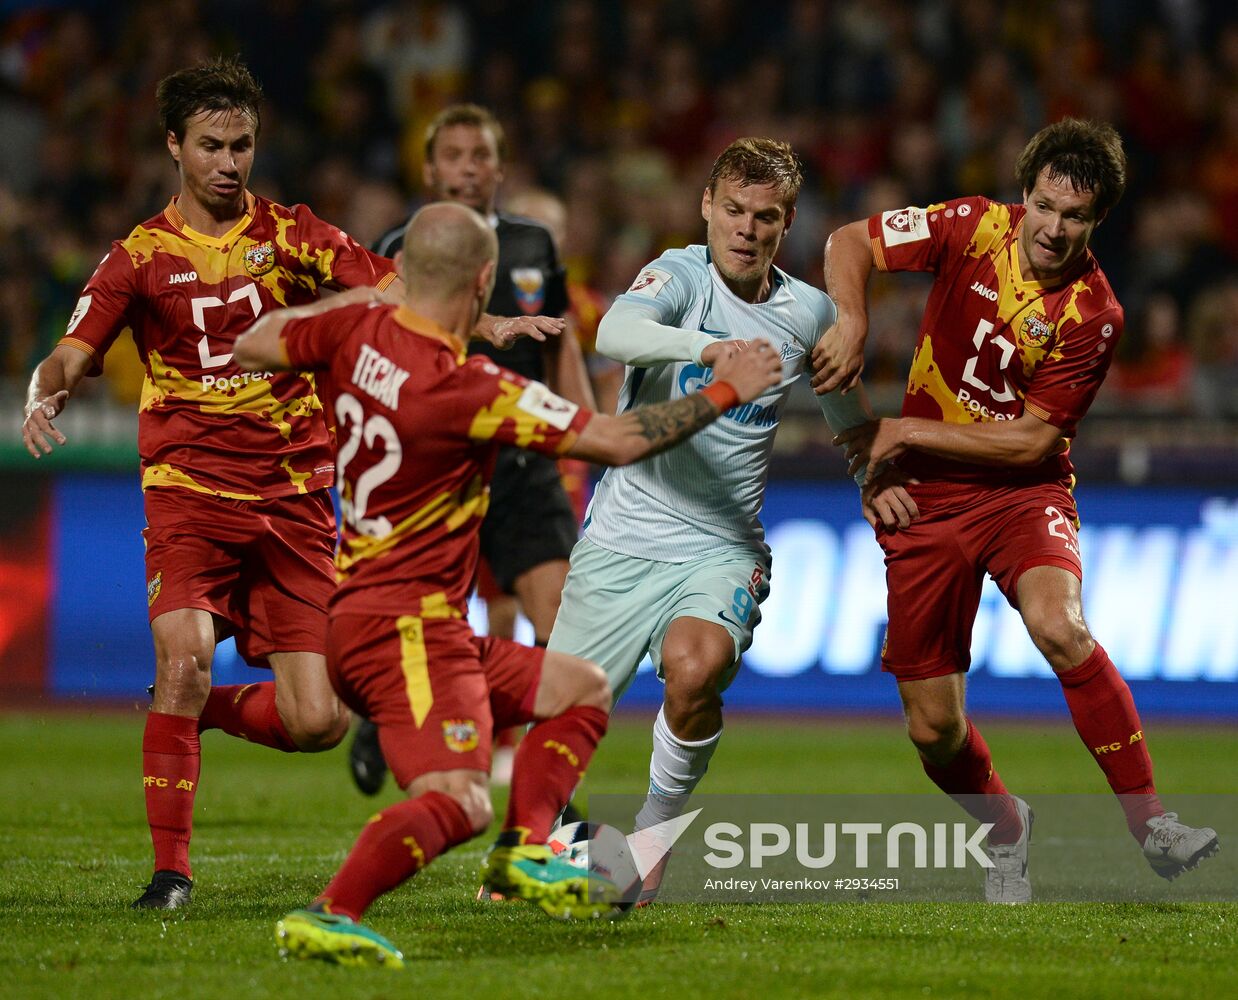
[60, 195, 396, 499]
[870, 197, 1123, 486]
[280, 304, 591, 617]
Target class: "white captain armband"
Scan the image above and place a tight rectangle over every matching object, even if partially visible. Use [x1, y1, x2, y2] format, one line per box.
[516, 381, 579, 431]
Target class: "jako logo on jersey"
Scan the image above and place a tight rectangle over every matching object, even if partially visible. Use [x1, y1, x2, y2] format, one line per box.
[351, 343, 410, 409]
[243, 241, 276, 277]
[970, 281, 998, 302]
[442, 719, 480, 753]
[678, 365, 778, 427]
[511, 268, 545, 314]
[169, 271, 198, 285]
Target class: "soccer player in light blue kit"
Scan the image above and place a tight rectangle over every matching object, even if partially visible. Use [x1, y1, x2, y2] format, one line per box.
[546, 138, 917, 903]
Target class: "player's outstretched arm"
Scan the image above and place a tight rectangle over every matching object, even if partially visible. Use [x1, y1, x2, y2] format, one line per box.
[234, 286, 395, 373]
[812, 220, 873, 396]
[840, 411, 1068, 482]
[474, 313, 565, 349]
[595, 299, 718, 366]
[568, 339, 782, 466]
[22, 344, 92, 458]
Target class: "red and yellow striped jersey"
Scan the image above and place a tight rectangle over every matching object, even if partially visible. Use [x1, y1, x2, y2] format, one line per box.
[281, 303, 592, 617]
[60, 193, 397, 499]
[869, 196, 1123, 486]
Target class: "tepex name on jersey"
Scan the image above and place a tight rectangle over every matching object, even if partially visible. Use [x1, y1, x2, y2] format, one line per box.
[678, 364, 778, 427]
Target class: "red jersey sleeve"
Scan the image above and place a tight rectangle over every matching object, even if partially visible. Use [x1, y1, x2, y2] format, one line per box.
[281, 302, 375, 371]
[1024, 303, 1123, 431]
[289, 204, 398, 292]
[867, 197, 990, 275]
[58, 245, 137, 376]
[461, 358, 592, 456]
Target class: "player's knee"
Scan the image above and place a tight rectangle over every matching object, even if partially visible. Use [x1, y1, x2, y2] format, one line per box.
[444, 780, 493, 834]
[412, 771, 492, 835]
[285, 699, 350, 752]
[573, 660, 612, 714]
[904, 706, 966, 760]
[153, 649, 212, 710]
[1023, 607, 1092, 670]
[463, 792, 494, 835]
[662, 649, 728, 709]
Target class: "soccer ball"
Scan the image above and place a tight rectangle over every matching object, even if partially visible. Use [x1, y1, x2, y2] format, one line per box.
[548, 820, 642, 917]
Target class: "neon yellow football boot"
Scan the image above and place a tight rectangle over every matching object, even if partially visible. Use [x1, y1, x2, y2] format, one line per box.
[275, 908, 404, 969]
[481, 840, 620, 920]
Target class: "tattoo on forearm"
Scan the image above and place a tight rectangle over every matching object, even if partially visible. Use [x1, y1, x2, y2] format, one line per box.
[629, 392, 719, 457]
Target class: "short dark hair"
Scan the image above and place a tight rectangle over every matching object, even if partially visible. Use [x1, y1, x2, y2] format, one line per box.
[424, 103, 507, 162]
[1015, 118, 1127, 217]
[708, 138, 804, 211]
[156, 56, 263, 142]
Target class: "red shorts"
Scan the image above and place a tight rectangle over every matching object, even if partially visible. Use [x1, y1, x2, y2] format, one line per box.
[475, 557, 502, 602]
[326, 613, 543, 786]
[142, 487, 335, 666]
[876, 480, 1082, 682]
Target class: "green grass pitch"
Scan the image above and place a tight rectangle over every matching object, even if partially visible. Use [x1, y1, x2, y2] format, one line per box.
[1, 709, 1235, 999]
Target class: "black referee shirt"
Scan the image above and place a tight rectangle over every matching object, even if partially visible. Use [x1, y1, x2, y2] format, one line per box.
[373, 212, 569, 383]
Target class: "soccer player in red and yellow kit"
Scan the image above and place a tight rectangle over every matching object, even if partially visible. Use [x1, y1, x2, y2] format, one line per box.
[814, 118, 1218, 901]
[232, 201, 782, 967]
[18, 58, 404, 910]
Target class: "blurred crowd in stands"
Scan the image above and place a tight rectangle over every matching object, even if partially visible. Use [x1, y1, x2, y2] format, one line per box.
[1, 0, 1236, 417]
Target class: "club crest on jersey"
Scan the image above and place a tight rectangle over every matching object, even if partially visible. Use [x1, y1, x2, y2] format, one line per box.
[1019, 312, 1055, 348]
[66, 295, 92, 335]
[147, 571, 162, 608]
[511, 268, 545, 314]
[243, 241, 276, 277]
[885, 210, 916, 233]
[628, 267, 672, 298]
[442, 719, 480, 753]
[880, 206, 929, 246]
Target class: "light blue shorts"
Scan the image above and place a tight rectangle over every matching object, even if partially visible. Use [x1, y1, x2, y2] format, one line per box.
[546, 537, 771, 700]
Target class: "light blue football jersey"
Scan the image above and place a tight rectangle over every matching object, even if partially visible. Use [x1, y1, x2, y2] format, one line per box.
[585, 245, 836, 561]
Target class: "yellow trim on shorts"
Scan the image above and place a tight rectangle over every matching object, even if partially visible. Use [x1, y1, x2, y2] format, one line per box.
[396, 615, 432, 727]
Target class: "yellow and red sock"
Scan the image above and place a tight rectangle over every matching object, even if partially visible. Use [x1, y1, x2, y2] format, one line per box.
[921, 718, 1023, 844]
[316, 791, 473, 921]
[1058, 644, 1162, 841]
[198, 683, 297, 752]
[503, 706, 608, 843]
[142, 712, 200, 877]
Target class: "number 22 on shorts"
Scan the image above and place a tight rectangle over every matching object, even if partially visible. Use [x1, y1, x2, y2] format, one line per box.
[1044, 505, 1080, 558]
